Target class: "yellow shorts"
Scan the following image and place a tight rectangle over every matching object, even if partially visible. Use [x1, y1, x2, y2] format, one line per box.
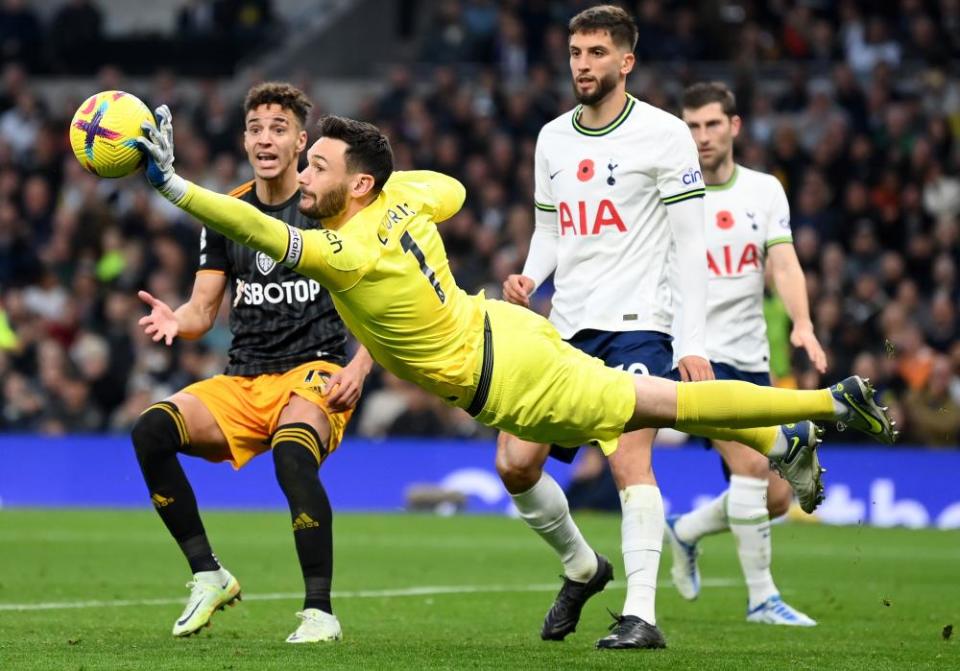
[473, 299, 636, 456]
[182, 360, 352, 469]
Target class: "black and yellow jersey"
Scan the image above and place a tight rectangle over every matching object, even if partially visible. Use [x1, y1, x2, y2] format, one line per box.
[197, 181, 347, 375]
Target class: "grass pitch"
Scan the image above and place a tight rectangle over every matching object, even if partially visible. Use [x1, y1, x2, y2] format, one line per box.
[0, 510, 956, 670]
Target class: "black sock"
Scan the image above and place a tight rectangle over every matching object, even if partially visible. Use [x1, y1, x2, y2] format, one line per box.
[273, 423, 333, 613]
[132, 402, 219, 574]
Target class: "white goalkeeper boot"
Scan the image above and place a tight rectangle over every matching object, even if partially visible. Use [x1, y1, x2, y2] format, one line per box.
[286, 608, 343, 643]
[171, 568, 241, 637]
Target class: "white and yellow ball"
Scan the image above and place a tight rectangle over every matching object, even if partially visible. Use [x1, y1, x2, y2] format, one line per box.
[69, 90, 155, 178]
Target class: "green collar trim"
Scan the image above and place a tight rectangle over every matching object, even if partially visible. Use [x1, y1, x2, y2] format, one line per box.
[705, 164, 739, 191]
[572, 94, 636, 136]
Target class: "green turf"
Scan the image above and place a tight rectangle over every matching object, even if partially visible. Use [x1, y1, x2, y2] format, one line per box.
[0, 510, 956, 670]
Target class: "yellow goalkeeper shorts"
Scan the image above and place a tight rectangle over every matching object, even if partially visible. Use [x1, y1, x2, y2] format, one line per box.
[471, 299, 636, 456]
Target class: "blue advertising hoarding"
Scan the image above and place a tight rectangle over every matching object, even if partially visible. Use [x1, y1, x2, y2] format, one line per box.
[0, 436, 957, 529]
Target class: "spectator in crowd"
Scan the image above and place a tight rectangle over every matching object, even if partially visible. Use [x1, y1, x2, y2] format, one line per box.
[0, 0, 43, 70]
[48, 0, 103, 73]
[902, 355, 960, 446]
[0, 1, 959, 445]
[178, 0, 218, 38]
[844, 9, 902, 75]
[0, 90, 43, 161]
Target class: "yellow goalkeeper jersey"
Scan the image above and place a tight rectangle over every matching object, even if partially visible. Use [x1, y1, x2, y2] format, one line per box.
[176, 170, 487, 407]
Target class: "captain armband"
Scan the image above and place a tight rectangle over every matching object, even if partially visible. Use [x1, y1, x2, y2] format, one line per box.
[282, 225, 303, 268]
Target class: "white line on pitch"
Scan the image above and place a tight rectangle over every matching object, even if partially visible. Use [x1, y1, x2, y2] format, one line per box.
[0, 578, 739, 612]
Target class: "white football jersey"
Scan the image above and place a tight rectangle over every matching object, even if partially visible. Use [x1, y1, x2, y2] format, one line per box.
[700, 164, 792, 372]
[534, 94, 705, 339]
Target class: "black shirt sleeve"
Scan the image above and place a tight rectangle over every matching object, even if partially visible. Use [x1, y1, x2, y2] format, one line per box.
[198, 225, 229, 272]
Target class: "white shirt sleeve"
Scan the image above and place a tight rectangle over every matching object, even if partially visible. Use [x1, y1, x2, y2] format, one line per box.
[658, 124, 707, 359]
[656, 123, 706, 206]
[522, 209, 558, 289]
[666, 197, 708, 359]
[524, 133, 558, 289]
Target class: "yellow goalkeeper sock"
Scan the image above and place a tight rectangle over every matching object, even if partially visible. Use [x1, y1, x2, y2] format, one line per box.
[689, 425, 780, 455]
[675, 381, 835, 438]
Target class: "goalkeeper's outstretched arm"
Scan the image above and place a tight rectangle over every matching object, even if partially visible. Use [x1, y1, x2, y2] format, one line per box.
[136, 105, 368, 292]
[136, 104, 290, 257]
[182, 182, 291, 262]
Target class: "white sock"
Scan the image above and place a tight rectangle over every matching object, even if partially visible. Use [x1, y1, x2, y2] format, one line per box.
[673, 491, 728, 544]
[195, 566, 231, 583]
[832, 396, 848, 417]
[727, 475, 778, 609]
[619, 484, 663, 624]
[511, 473, 598, 582]
[766, 428, 788, 459]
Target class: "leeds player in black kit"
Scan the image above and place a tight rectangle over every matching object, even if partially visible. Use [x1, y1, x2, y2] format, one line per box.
[134, 83, 372, 642]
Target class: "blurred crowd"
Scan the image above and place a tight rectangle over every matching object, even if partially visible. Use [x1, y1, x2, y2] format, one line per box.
[0, 0, 276, 75]
[2, 0, 960, 447]
[417, 0, 959, 74]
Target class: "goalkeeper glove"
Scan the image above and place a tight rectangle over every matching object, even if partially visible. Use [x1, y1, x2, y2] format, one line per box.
[135, 104, 187, 202]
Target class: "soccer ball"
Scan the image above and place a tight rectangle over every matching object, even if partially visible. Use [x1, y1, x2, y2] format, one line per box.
[69, 90, 155, 178]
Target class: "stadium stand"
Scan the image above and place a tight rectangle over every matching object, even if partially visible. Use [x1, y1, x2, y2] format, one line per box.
[1, 0, 959, 447]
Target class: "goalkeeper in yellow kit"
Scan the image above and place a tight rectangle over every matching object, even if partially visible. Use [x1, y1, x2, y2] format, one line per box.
[136, 106, 896, 492]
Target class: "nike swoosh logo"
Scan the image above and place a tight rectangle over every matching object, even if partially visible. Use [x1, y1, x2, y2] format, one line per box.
[784, 436, 801, 463]
[549, 169, 563, 179]
[221, 581, 231, 590]
[176, 600, 203, 626]
[843, 392, 884, 433]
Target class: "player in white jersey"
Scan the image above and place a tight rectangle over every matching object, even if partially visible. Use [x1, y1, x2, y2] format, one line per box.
[498, 6, 707, 650]
[496, 5, 817, 650]
[665, 82, 828, 627]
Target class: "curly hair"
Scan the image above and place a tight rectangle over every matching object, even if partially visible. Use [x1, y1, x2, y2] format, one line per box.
[243, 82, 312, 128]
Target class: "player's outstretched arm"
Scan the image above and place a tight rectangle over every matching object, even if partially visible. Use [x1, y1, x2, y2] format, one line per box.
[137, 272, 226, 345]
[137, 291, 179, 346]
[135, 105, 295, 272]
